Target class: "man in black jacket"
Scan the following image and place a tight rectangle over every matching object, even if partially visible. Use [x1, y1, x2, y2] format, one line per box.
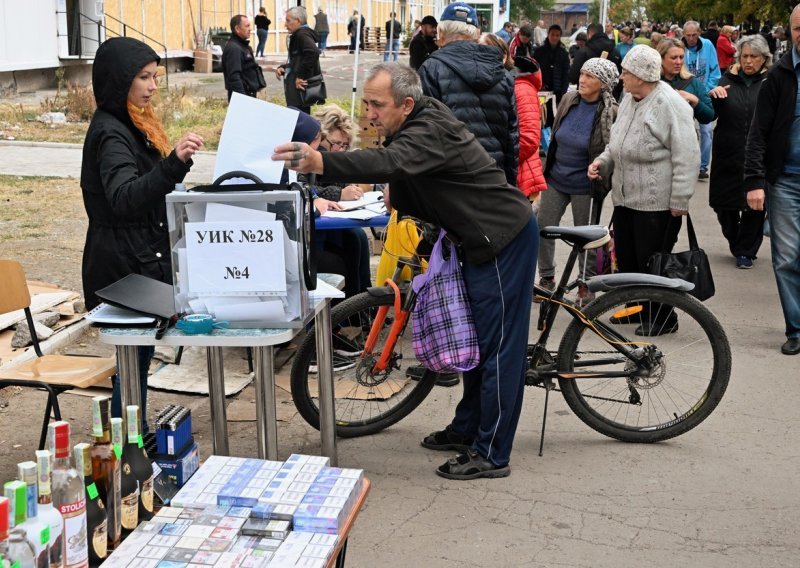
[273, 63, 537, 481]
[532, 24, 570, 102]
[744, 4, 800, 356]
[568, 22, 621, 84]
[409, 15, 438, 69]
[222, 15, 266, 101]
[276, 7, 321, 114]
[384, 12, 403, 61]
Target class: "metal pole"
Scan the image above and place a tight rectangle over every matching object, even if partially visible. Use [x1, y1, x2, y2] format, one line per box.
[253, 346, 278, 460]
[205, 347, 230, 455]
[314, 300, 338, 465]
[387, 0, 395, 61]
[162, 0, 168, 58]
[349, 0, 364, 119]
[181, 0, 186, 49]
[117, 345, 142, 433]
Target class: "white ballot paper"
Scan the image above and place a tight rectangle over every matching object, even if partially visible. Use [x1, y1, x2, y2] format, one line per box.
[214, 94, 299, 183]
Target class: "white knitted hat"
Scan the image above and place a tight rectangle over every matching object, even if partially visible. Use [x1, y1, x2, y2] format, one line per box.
[581, 58, 620, 91]
[621, 44, 662, 82]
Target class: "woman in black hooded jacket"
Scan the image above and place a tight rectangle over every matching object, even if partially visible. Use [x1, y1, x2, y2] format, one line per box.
[81, 37, 204, 428]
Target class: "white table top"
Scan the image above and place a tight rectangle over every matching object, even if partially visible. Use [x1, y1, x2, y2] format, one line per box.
[98, 274, 344, 348]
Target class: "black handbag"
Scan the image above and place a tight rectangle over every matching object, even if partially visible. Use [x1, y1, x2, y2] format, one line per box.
[647, 214, 715, 301]
[299, 74, 327, 106]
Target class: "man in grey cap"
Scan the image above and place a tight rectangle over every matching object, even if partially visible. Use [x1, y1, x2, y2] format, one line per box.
[409, 15, 438, 69]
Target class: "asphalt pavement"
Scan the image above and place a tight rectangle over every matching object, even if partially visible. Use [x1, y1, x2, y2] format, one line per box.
[1, 52, 799, 566]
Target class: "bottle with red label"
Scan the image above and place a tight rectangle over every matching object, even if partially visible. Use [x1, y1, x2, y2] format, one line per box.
[48, 422, 88, 568]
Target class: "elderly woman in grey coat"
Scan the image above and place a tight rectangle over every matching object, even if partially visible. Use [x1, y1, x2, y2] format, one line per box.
[588, 45, 699, 336]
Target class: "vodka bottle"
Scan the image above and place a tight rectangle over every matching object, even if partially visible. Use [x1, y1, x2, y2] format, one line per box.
[16, 462, 50, 567]
[34, 451, 64, 568]
[48, 422, 88, 568]
[124, 406, 154, 522]
[6, 528, 35, 568]
[73, 444, 107, 566]
[5, 481, 35, 568]
[89, 397, 121, 550]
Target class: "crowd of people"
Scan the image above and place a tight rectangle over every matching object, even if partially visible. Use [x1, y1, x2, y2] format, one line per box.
[83, 3, 800, 481]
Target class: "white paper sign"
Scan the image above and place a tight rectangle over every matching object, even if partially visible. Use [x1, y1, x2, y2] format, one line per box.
[185, 221, 287, 295]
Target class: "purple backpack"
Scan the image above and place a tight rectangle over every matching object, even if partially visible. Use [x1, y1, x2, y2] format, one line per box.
[411, 230, 480, 373]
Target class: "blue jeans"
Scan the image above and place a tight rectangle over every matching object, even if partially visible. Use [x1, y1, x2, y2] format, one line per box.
[699, 122, 713, 172]
[768, 174, 800, 339]
[111, 345, 154, 434]
[256, 28, 268, 57]
[383, 39, 400, 61]
[318, 31, 328, 52]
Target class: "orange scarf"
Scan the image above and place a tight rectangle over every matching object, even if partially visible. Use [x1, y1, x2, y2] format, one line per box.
[127, 100, 171, 157]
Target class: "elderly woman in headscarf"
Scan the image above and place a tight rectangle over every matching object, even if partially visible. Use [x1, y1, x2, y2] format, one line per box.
[589, 45, 699, 336]
[536, 57, 619, 304]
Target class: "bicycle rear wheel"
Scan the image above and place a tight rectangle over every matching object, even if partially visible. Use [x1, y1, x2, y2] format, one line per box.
[290, 290, 437, 437]
[557, 286, 731, 443]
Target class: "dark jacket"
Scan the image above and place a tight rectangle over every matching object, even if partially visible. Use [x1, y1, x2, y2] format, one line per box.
[222, 34, 265, 98]
[254, 14, 270, 31]
[419, 41, 519, 185]
[544, 90, 618, 194]
[321, 97, 532, 265]
[744, 50, 798, 191]
[314, 12, 329, 33]
[662, 74, 715, 124]
[282, 26, 321, 80]
[702, 28, 719, 47]
[569, 34, 621, 84]
[710, 66, 768, 209]
[385, 19, 402, 40]
[533, 41, 571, 96]
[409, 34, 437, 70]
[80, 38, 191, 310]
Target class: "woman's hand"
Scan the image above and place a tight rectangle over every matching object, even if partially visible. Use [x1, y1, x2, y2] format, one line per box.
[275, 66, 285, 80]
[708, 85, 730, 99]
[340, 185, 364, 200]
[295, 77, 308, 91]
[382, 184, 392, 212]
[175, 133, 204, 163]
[272, 142, 324, 174]
[670, 208, 689, 216]
[314, 198, 342, 215]
[747, 189, 766, 211]
[587, 160, 603, 180]
[677, 90, 699, 107]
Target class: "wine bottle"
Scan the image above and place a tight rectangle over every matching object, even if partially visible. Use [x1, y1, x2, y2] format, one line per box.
[34, 451, 64, 568]
[48, 422, 88, 568]
[124, 406, 154, 521]
[110, 418, 138, 532]
[16, 462, 50, 567]
[73, 444, 106, 567]
[89, 397, 121, 550]
[4, 482, 35, 568]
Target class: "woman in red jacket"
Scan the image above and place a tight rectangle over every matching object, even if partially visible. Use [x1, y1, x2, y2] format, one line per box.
[716, 26, 736, 73]
[480, 34, 547, 206]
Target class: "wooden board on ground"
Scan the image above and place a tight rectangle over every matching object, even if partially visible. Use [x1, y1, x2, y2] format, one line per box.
[147, 346, 254, 397]
[274, 368, 409, 400]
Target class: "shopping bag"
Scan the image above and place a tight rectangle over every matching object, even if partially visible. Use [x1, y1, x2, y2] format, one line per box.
[299, 74, 327, 106]
[375, 211, 427, 285]
[411, 230, 479, 373]
[646, 215, 715, 301]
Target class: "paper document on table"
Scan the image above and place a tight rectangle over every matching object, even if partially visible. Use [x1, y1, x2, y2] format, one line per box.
[336, 191, 383, 211]
[214, 93, 299, 184]
[323, 204, 386, 220]
[311, 278, 345, 300]
[85, 303, 156, 325]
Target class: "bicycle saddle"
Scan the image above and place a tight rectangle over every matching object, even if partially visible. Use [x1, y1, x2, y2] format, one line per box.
[540, 225, 610, 249]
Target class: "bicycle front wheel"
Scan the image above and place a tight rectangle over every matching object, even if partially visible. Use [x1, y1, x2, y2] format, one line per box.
[557, 286, 731, 443]
[290, 290, 437, 437]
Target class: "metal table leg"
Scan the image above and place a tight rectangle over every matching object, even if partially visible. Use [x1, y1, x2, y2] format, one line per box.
[205, 347, 229, 456]
[314, 299, 338, 466]
[254, 346, 278, 460]
[117, 345, 141, 431]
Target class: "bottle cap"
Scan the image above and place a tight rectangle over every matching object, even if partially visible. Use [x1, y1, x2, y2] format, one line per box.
[34, 451, 52, 497]
[73, 443, 93, 477]
[3, 481, 27, 527]
[48, 421, 70, 459]
[0, 496, 8, 540]
[92, 396, 111, 438]
[126, 405, 141, 443]
[16, 462, 37, 486]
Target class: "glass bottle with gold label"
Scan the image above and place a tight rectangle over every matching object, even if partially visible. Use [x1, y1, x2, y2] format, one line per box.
[89, 397, 120, 550]
[110, 418, 138, 533]
[73, 444, 106, 567]
[124, 406, 154, 521]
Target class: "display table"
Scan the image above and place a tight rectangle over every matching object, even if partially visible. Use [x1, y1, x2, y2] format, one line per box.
[98, 274, 344, 465]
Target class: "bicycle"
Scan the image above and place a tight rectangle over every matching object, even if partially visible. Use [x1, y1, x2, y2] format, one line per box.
[290, 221, 732, 447]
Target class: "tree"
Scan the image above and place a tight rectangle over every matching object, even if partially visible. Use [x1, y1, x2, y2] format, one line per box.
[513, 0, 555, 22]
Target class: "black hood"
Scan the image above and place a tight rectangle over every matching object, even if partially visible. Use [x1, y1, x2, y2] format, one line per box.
[429, 41, 506, 92]
[93, 37, 160, 122]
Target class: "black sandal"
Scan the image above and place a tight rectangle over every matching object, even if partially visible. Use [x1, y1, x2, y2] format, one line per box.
[421, 425, 473, 452]
[436, 450, 510, 480]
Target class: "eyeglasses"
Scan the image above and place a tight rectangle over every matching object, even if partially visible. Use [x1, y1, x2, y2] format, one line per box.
[328, 140, 350, 150]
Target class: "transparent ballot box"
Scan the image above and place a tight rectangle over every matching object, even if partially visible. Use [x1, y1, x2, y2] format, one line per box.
[166, 183, 316, 328]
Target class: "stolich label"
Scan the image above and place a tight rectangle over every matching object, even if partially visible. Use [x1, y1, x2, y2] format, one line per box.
[185, 221, 287, 295]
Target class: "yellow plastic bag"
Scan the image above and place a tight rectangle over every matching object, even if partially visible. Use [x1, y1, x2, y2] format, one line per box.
[374, 211, 427, 285]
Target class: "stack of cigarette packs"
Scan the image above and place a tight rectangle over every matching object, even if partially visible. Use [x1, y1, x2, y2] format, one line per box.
[105, 454, 364, 567]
